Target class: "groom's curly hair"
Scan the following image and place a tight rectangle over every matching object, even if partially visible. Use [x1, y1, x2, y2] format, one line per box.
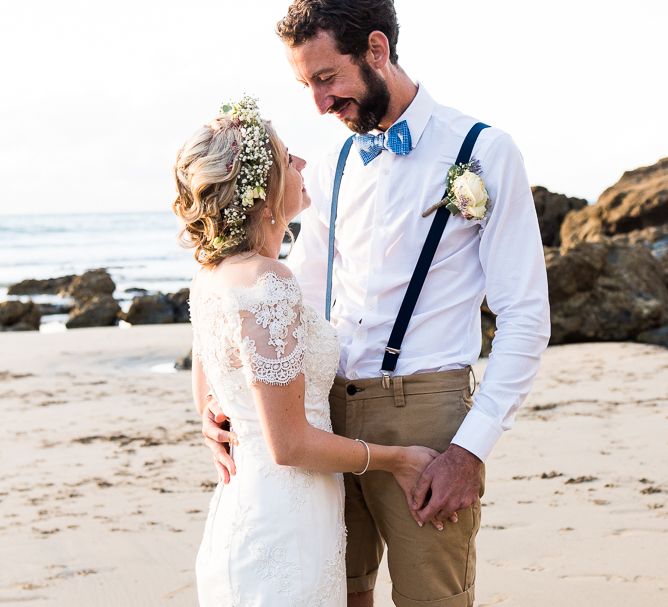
[277, 0, 400, 64]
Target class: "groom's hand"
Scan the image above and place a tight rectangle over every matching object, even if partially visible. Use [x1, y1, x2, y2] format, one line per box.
[411, 443, 482, 525]
[201, 396, 237, 484]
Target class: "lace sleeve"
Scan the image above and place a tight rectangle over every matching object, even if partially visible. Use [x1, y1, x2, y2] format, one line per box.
[239, 272, 307, 386]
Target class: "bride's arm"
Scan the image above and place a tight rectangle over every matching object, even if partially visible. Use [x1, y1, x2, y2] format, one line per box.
[251, 374, 393, 473]
[250, 376, 438, 509]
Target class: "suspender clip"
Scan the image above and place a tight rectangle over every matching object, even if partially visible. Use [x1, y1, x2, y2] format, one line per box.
[381, 371, 392, 390]
[384, 347, 401, 356]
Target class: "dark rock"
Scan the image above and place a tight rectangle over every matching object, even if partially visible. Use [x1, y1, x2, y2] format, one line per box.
[36, 302, 74, 316]
[123, 289, 191, 325]
[0, 301, 41, 331]
[124, 287, 149, 295]
[531, 186, 588, 247]
[123, 294, 175, 325]
[175, 349, 193, 371]
[66, 295, 120, 328]
[635, 326, 668, 348]
[546, 241, 668, 344]
[166, 288, 190, 323]
[561, 157, 668, 249]
[65, 269, 116, 302]
[7, 275, 76, 296]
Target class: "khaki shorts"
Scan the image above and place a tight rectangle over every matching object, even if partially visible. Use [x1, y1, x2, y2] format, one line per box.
[329, 368, 485, 607]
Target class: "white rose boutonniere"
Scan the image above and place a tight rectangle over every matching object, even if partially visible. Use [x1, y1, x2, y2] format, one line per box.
[422, 159, 490, 220]
[451, 170, 488, 219]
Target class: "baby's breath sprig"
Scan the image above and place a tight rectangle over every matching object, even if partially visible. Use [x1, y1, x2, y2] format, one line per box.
[211, 96, 273, 252]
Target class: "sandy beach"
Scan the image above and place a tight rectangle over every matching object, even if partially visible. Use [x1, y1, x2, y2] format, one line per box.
[0, 326, 666, 606]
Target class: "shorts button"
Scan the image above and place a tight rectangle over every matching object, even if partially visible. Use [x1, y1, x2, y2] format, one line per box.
[346, 384, 359, 395]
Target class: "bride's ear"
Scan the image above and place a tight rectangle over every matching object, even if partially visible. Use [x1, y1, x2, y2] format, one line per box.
[261, 205, 273, 222]
[262, 204, 276, 224]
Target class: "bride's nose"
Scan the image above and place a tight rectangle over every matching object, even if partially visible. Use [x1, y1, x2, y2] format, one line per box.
[293, 155, 307, 171]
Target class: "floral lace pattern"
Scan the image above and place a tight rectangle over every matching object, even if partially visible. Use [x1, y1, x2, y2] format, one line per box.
[248, 276, 300, 355]
[191, 270, 346, 606]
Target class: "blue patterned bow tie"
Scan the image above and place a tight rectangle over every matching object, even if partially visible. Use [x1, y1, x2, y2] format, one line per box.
[353, 120, 412, 166]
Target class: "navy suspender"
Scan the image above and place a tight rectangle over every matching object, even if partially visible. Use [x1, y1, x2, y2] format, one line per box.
[326, 122, 490, 384]
[379, 121, 490, 383]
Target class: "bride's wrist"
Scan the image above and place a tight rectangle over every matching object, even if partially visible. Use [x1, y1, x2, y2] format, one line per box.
[379, 445, 405, 474]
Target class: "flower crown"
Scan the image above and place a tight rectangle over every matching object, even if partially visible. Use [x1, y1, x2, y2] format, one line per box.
[211, 95, 273, 252]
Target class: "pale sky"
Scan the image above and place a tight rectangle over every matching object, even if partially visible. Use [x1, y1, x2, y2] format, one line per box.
[0, 0, 666, 216]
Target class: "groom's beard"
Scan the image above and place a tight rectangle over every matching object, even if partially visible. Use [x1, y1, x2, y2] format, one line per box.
[329, 61, 390, 134]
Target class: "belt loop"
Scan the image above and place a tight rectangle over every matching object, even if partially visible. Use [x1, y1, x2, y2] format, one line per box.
[393, 375, 405, 408]
[469, 366, 477, 396]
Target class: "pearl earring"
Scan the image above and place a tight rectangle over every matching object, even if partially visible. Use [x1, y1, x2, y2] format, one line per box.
[270, 215, 276, 225]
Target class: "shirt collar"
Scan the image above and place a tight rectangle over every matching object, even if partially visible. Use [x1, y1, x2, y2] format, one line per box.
[378, 82, 435, 150]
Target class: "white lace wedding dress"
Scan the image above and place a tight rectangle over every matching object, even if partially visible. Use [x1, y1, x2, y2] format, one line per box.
[190, 268, 346, 607]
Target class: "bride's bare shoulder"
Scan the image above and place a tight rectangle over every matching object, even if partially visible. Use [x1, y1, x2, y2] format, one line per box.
[195, 255, 295, 294]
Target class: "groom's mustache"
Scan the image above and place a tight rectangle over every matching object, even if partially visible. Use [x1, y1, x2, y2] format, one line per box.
[328, 97, 355, 114]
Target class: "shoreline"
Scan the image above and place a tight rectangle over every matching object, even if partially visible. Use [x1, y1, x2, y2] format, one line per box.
[1, 327, 667, 605]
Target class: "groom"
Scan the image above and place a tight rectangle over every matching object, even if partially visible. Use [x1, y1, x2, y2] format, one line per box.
[204, 1, 549, 605]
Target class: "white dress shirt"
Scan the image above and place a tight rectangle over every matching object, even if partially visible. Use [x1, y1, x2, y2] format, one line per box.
[288, 84, 550, 462]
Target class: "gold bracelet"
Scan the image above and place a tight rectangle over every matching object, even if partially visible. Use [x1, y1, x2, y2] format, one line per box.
[353, 439, 370, 476]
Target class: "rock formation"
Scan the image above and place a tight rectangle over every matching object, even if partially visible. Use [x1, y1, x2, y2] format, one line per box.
[123, 294, 176, 325]
[66, 295, 121, 329]
[0, 301, 41, 331]
[7, 275, 76, 296]
[64, 269, 116, 301]
[545, 241, 668, 343]
[560, 157, 668, 251]
[531, 186, 588, 247]
[122, 289, 191, 325]
[64, 269, 120, 328]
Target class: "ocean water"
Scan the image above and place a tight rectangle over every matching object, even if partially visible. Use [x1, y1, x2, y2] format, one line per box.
[0, 212, 294, 333]
[0, 212, 197, 299]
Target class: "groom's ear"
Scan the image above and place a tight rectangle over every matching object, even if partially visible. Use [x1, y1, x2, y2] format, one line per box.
[366, 31, 390, 69]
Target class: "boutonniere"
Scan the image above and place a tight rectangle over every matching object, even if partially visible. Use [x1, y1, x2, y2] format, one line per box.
[422, 159, 490, 219]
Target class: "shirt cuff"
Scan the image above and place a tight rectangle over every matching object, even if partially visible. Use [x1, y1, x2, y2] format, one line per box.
[450, 407, 504, 462]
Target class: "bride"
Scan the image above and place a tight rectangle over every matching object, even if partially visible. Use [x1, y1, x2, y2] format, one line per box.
[173, 97, 437, 606]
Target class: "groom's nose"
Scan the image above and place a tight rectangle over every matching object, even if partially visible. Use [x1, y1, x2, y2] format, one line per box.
[312, 89, 333, 115]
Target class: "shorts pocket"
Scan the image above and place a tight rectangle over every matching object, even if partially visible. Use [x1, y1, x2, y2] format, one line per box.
[396, 391, 469, 452]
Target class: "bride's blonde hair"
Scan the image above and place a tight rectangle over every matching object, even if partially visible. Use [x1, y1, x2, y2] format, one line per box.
[172, 116, 288, 266]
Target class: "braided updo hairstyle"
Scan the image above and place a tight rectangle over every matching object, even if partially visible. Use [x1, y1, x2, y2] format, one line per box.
[172, 115, 288, 266]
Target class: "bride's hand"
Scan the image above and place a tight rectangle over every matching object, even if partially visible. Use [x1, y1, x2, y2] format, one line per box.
[391, 446, 440, 527]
